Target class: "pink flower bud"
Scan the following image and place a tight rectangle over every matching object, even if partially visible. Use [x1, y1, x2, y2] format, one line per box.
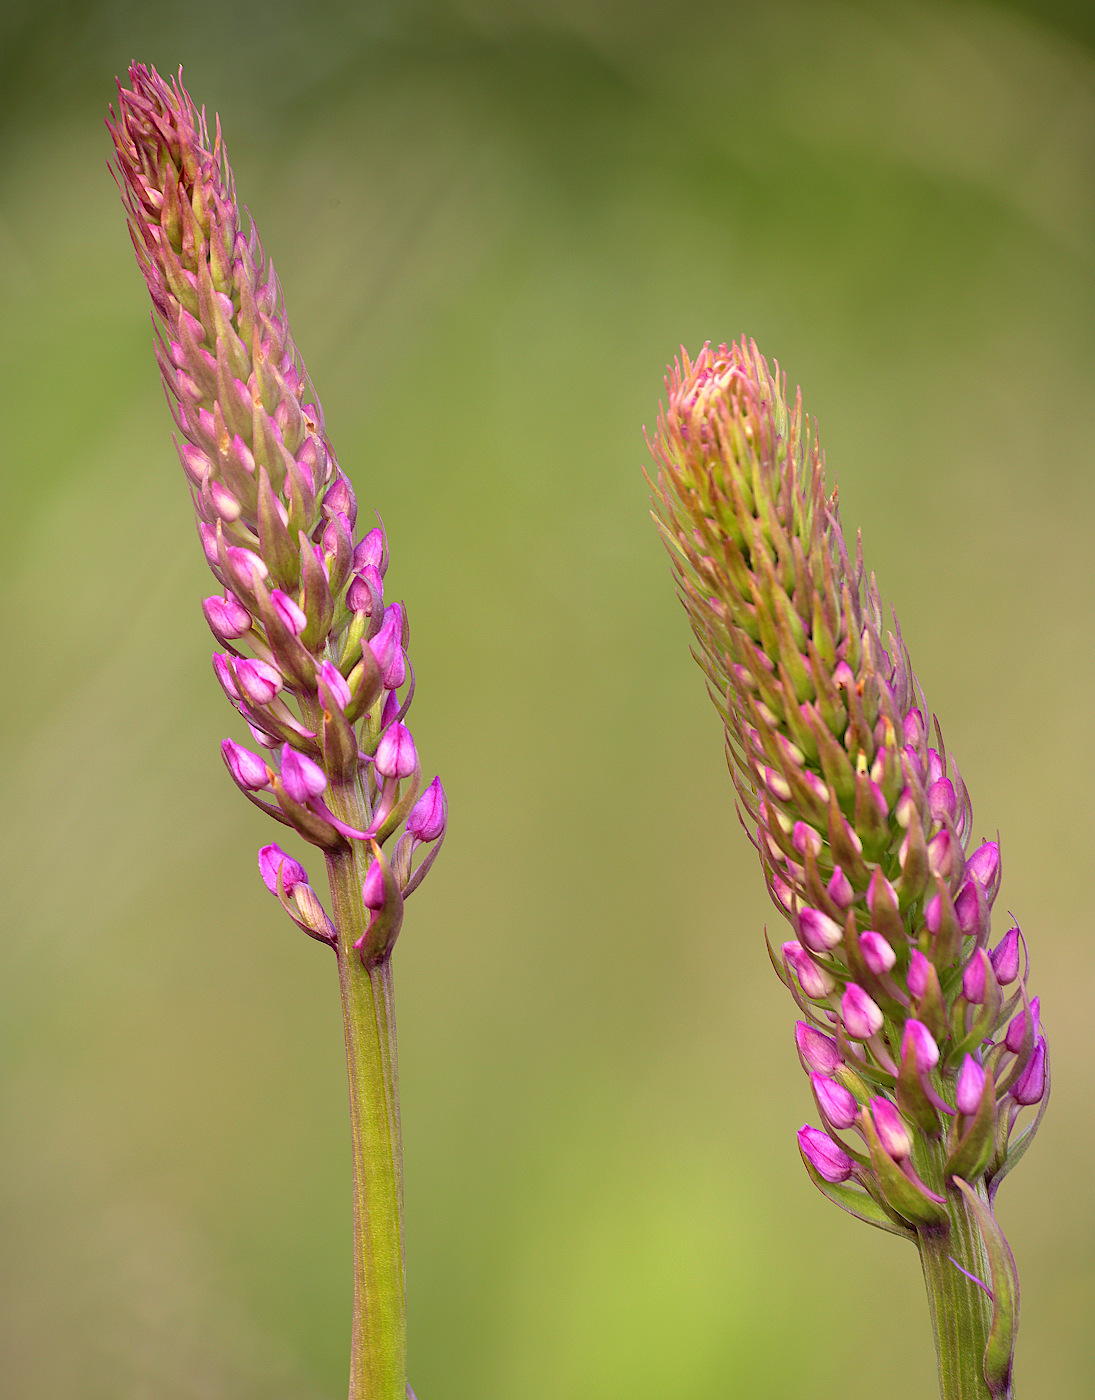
[271, 588, 308, 636]
[797, 1124, 854, 1183]
[354, 526, 388, 576]
[870, 1097, 911, 1160]
[842, 984, 883, 1040]
[212, 653, 240, 701]
[962, 948, 990, 1004]
[407, 777, 447, 842]
[1006, 997, 1040, 1053]
[812, 1073, 858, 1130]
[927, 828, 954, 878]
[795, 1021, 843, 1074]
[990, 926, 1021, 985]
[908, 949, 930, 999]
[318, 660, 352, 712]
[792, 821, 822, 857]
[368, 604, 406, 688]
[902, 1018, 939, 1073]
[1012, 1039, 1047, 1106]
[966, 841, 1000, 888]
[927, 748, 944, 785]
[798, 906, 843, 953]
[258, 843, 307, 895]
[928, 777, 956, 823]
[859, 930, 896, 976]
[826, 866, 854, 910]
[362, 858, 388, 910]
[347, 564, 384, 615]
[375, 722, 417, 780]
[226, 546, 269, 591]
[222, 738, 269, 790]
[202, 591, 251, 641]
[956, 1055, 986, 1115]
[280, 744, 327, 803]
[235, 658, 283, 706]
[782, 943, 835, 998]
[902, 708, 925, 746]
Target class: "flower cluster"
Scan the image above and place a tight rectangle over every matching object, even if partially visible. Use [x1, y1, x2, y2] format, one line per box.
[649, 341, 1047, 1242]
[109, 65, 445, 963]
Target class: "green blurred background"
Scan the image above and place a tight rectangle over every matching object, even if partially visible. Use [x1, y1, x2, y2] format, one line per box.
[2, 0, 1094, 1395]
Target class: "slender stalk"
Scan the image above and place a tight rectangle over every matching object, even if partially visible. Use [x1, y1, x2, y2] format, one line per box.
[325, 788, 406, 1400]
[914, 1140, 996, 1400]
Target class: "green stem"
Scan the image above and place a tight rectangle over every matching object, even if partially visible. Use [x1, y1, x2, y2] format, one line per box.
[913, 1139, 1000, 1400]
[324, 819, 406, 1400]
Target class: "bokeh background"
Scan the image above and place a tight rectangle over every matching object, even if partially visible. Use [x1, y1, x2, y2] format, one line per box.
[2, 1, 1094, 1395]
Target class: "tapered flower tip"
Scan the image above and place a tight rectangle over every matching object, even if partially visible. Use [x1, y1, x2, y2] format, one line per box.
[798, 1125, 855, 1184]
[955, 1054, 986, 1115]
[908, 948, 930, 999]
[280, 744, 327, 802]
[354, 525, 388, 576]
[798, 905, 843, 953]
[375, 722, 417, 780]
[782, 942, 835, 998]
[990, 926, 1022, 985]
[811, 1073, 858, 1130]
[222, 738, 269, 790]
[258, 843, 308, 896]
[902, 1018, 939, 1073]
[869, 1097, 912, 1160]
[795, 1021, 843, 1074]
[407, 777, 447, 842]
[1012, 1038, 1047, 1106]
[842, 984, 883, 1040]
[859, 930, 896, 976]
[203, 592, 251, 642]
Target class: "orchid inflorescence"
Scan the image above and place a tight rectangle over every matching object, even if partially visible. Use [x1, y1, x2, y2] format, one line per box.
[650, 340, 1047, 1399]
[108, 65, 446, 967]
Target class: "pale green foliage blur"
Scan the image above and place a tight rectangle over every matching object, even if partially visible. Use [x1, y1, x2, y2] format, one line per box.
[1, 2, 1093, 1396]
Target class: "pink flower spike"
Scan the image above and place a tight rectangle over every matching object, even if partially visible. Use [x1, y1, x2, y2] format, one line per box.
[202, 592, 251, 641]
[842, 984, 883, 1040]
[221, 738, 270, 790]
[798, 1124, 855, 1183]
[280, 744, 328, 803]
[271, 588, 308, 636]
[407, 777, 447, 843]
[870, 1097, 911, 1160]
[798, 906, 843, 953]
[795, 1021, 842, 1074]
[956, 1055, 986, 1115]
[375, 722, 417, 780]
[258, 843, 307, 896]
[812, 1073, 858, 1130]
[860, 930, 896, 976]
[318, 660, 352, 712]
[902, 1018, 939, 1073]
[235, 658, 283, 706]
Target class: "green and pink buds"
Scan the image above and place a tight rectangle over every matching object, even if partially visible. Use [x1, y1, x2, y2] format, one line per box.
[649, 340, 1047, 1399]
[108, 65, 444, 960]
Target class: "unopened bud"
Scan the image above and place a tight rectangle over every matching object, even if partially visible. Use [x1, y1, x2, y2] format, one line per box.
[812, 1073, 858, 1130]
[258, 843, 307, 895]
[955, 1055, 986, 1115]
[842, 984, 883, 1040]
[797, 1124, 855, 1183]
[870, 1097, 911, 1160]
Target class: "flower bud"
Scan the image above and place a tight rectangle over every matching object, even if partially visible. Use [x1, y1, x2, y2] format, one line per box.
[792, 821, 823, 857]
[222, 738, 270, 790]
[280, 744, 327, 803]
[812, 1073, 858, 1130]
[798, 905, 843, 953]
[990, 926, 1021, 985]
[354, 525, 388, 576]
[902, 708, 925, 746]
[235, 657, 283, 706]
[406, 776, 447, 842]
[375, 722, 417, 780]
[842, 984, 883, 1040]
[962, 948, 990, 1004]
[797, 1124, 855, 1183]
[870, 1097, 911, 1160]
[907, 949, 930, 999]
[859, 930, 896, 976]
[1012, 1039, 1047, 1106]
[369, 604, 406, 688]
[826, 866, 854, 910]
[212, 652, 240, 701]
[795, 1021, 843, 1074]
[270, 588, 308, 636]
[955, 1055, 986, 1115]
[226, 546, 269, 591]
[901, 1018, 939, 1073]
[347, 563, 384, 616]
[782, 943, 835, 998]
[928, 777, 956, 823]
[362, 857, 388, 910]
[966, 841, 1000, 888]
[202, 592, 251, 641]
[318, 660, 352, 713]
[258, 843, 307, 895]
[1006, 997, 1040, 1053]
